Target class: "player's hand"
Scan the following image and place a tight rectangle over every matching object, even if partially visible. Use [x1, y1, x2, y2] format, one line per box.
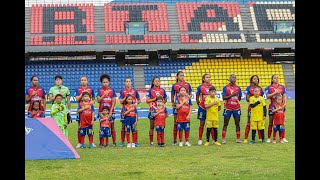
[31, 91, 37, 96]
[213, 101, 218, 105]
[104, 90, 110, 95]
[275, 89, 281, 94]
[59, 91, 65, 96]
[231, 92, 237, 96]
[186, 115, 190, 121]
[134, 121, 138, 128]
[263, 116, 266, 120]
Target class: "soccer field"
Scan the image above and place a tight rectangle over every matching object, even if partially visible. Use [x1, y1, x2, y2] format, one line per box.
[25, 100, 295, 179]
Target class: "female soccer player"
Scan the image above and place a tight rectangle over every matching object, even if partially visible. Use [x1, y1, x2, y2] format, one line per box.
[195, 73, 214, 145]
[271, 95, 286, 143]
[221, 74, 242, 144]
[171, 71, 192, 146]
[119, 77, 141, 147]
[25, 76, 46, 114]
[121, 94, 138, 148]
[75, 75, 95, 148]
[244, 75, 264, 143]
[146, 77, 167, 146]
[97, 74, 117, 147]
[175, 86, 192, 146]
[265, 74, 287, 143]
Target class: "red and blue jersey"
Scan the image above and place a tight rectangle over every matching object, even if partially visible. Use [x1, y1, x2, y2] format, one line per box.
[78, 102, 94, 128]
[121, 104, 138, 117]
[272, 103, 285, 125]
[98, 87, 117, 113]
[196, 83, 213, 109]
[75, 86, 95, 103]
[25, 86, 46, 112]
[146, 87, 167, 109]
[266, 84, 287, 109]
[153, 106, 168, 126]
[246, 85, 264, 111]
[119, 87, 140, 104]
[171, 82, 192, 99]
[222, 84, 242, 110]
[28, 110, 45, 118]
[100, 114, 111, 128]
[175, 96, 192, 122]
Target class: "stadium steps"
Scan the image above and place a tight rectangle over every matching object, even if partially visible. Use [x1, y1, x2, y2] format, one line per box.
[25, 7, 31, 45]
[133, 66, 146, 89]
[282, 64, 295, 90]
[94, 6, 106, 45]
[239, 4, 256, 43]
[167, 5, 180, 44]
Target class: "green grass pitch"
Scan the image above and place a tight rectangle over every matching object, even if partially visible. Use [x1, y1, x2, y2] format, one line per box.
[26, 100, 295, 179]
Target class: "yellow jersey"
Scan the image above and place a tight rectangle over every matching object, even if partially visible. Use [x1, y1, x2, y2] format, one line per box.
[205, 96, 221, 121]
[249, 96, 266, 121]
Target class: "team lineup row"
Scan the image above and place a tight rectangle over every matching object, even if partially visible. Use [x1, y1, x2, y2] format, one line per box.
[25, 71, 287, 148]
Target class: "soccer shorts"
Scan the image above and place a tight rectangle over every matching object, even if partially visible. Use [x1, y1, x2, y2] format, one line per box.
[79, 125, 93, 136]
[250, 120, 265, 130]
[148, 111, 155, 121]
[155, 126, 165, 132]
[173, 107, 177, 115]
[197, 107, 207, 121]
[205, 119, 219, 128]
[223, 109, 241, 118]
[177, 122, 190, 131]
[273, 124, 285, 132]
[99, 127, 111, 138]
[124, 116, 137, 132]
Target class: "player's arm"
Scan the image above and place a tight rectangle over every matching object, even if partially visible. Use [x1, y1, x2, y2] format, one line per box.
[75, 91, 82, 102]
[282, 94, 287, 107]
[187, 99, 192, 119]
[97, 90, 107, 103]
[245, 86, 250, 102]
[263, 105, 267, 118]
[249, 97, 260, 108]
[195, 86, 201, 106]
[135, 89, 141, 104]
[175, 99, 186, 109]
[50, 105, 62, 115]
[170, 85, 175, 104]
[163, 89, 168, 104]
[222, 86, 234, 100]
[25, 89, 36, 102]
[66, 95, 71, 111]
[188, 83, 193, 97]
[42, 91, 47, 111]
[266, 86, 280, 99]
[91, 111, 95, 125]
[77, 104, 88, 113]
[48, 88, 55, 102]
[238, 87, 242, 101]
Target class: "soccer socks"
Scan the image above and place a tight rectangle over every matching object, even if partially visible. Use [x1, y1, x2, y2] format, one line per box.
[211, 128, 215, 140]
[121, 126, 125, 143]
[185, 130, 190, 142]
[132, 131, 137, 143]
[222, 130, 227, 140]
[179, 130, 183, 142]
[89, 135, 93, 144]
[161, 132, 165, 144]
[236, 131, 241, 139]
[244, 122, 250, 139]
[157, 131, 161, 145]
[252, 130, 256, 141]
[273, 131, 277, 140]
[77, 129, 81, 143]
[173, 122, 178, 142]
[112, 130, 116, 143]
[268, 124, 273, 138]
[259, 129, 265, 140]
[280, 131, 284, 141]
[149, 129, 154, 143]
[106, 137, 109, 145]
[213, 128, 218, 142]
[206, 128, 211, 142]
[199, 124, 204, 140]
[126, 133, 130, 143]
[100, 138, 104, 145]
[80, 136, 85, 144]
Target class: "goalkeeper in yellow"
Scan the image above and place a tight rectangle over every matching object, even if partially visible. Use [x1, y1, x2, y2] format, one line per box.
[50, 94, 69, 138]
[249, 87, 267, 144]
[204, 86, 221, 146]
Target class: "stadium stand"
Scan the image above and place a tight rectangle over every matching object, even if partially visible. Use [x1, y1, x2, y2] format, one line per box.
[104, 2, 170, 44]
[292, 63, 295, 77]
[145, 58, 285, 91]
[30, 3, 95, 45]
[249, 1, 295, 42]
[25, 60, 134, 93]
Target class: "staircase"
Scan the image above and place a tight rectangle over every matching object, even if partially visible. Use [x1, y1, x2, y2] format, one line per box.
[94, 6, 106, 45]
[239, 4, 256, 42]
[167, 5, 180, 44]
[133, 66, 145, 89]
[25, 7, 31, 45]
[282, 64, 295, 90]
